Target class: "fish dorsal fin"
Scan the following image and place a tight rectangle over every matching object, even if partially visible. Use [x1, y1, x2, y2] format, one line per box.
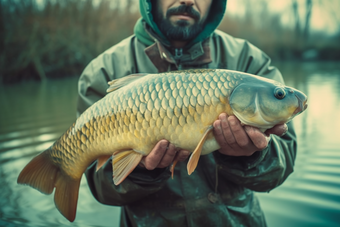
[187, 125, 214, 175]
[107, 73, 149, 93]
[112, 149, 143, 185]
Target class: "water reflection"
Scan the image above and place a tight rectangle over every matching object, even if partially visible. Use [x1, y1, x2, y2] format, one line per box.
[0, 77, 120, 227]
[256, 62, 340, 227]
[0, 63, 339, 227]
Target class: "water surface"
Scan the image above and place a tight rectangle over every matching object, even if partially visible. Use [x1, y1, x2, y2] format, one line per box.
[0, 62, 339, 226]
[256, 62, 340, 227]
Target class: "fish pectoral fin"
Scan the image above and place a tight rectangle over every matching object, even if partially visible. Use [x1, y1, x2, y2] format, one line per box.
[107, 73, 149, 93]
[112, 150, 143, 185]
[96, 155, 112, 171]
[17, 150, 80, 222]
[187, 125, 214, 175]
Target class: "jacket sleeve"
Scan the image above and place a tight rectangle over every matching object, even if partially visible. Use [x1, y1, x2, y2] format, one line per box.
[77, 55, 171, 206]
[215, 39, 297, 192]
[85, 158, 171, 206]
[215, 122, 296, 192]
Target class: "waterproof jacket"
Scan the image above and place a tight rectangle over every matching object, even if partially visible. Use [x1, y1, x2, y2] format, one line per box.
[77, 1, 297, 226]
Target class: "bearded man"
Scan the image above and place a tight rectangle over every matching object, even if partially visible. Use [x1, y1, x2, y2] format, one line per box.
[78, 1, 295, 226]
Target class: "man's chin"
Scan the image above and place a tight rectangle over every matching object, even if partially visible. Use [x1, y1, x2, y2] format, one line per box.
[158, 18, 202, 41]
[170, 16, 195, 25]
[172, 20, 192, 27]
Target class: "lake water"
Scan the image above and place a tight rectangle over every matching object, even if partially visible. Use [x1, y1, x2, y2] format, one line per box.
[0, 62, 339, 227]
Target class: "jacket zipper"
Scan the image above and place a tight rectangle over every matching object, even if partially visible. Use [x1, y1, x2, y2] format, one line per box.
[174, 48, 183, 70]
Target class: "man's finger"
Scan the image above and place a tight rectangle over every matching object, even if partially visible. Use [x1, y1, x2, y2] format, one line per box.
[175, 149, 191, 162]
[265, 124, 288, 137]
[143, 139, 168, 170]
[244, 126, 268, 150]
[219, 113, 237, 147]
[213, 115, 234, 154]
[157, 143, 177, 168]
[228, 116, 250, 148]
[213, 119, 225, 145]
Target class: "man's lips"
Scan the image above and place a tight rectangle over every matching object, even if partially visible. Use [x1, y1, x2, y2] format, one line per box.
[171, 14, 194, 20]
[170, 12, 198, 21]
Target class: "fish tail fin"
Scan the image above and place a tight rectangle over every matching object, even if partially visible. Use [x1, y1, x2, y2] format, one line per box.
[54, 173, 80, 222]
[17, 149, 80, 222]
[112, 150, 143, 185]
[17, 150, 58, 194]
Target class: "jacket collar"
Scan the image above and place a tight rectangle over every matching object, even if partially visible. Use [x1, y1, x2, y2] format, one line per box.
[143, 22, 212, 72]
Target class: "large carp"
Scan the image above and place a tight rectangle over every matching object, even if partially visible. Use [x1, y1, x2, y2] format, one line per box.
[17, 69, 307, 222]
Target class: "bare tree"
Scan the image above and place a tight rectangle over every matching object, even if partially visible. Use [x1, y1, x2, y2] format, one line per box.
[292, 0, 313, 47]
[304, 0, 313, 41]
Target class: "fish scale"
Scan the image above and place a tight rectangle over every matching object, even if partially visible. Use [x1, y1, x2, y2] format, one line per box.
[55, 70, 229, 167]
[17, 69, 308, 222]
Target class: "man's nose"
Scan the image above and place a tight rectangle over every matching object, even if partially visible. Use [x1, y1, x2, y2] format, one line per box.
[180, 0, 194, 6]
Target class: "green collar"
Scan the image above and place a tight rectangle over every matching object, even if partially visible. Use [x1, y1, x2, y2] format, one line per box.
[134, 18, 157, 47]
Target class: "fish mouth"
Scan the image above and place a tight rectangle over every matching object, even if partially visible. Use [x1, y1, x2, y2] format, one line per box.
[293, 94, 308, 115]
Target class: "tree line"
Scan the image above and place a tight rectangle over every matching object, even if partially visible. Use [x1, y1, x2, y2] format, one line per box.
[0, 0, 339, 83]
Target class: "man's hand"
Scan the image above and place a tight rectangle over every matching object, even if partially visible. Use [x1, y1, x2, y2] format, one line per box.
[140, 140, 191, 170]
[213, 113, 288, 156]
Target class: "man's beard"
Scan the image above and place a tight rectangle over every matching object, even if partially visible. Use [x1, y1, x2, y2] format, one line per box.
[153, 5, 204, 41]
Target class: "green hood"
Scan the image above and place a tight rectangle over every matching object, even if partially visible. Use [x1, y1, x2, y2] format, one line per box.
[134, 0, 227, 47]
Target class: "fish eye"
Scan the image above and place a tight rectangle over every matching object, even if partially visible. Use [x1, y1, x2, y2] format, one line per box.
[274, 87, 286, 99]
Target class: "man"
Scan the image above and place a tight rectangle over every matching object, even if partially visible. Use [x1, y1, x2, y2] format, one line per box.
[77, 0, 295, 226]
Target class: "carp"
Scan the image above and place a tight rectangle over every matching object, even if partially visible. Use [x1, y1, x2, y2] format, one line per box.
[17, 69, 307, 222]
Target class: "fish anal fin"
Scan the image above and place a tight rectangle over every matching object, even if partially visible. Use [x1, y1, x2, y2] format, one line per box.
[17, 150, 58, 194]
[112, 150, 143, 185]
[54, 173, 81, 222]
[187, 126, 214, 175]
[96, 155, 112, 171]
[107, 73, 149, 93]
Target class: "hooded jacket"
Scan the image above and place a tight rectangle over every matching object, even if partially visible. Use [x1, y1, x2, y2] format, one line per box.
[77, 1, 297, 226]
